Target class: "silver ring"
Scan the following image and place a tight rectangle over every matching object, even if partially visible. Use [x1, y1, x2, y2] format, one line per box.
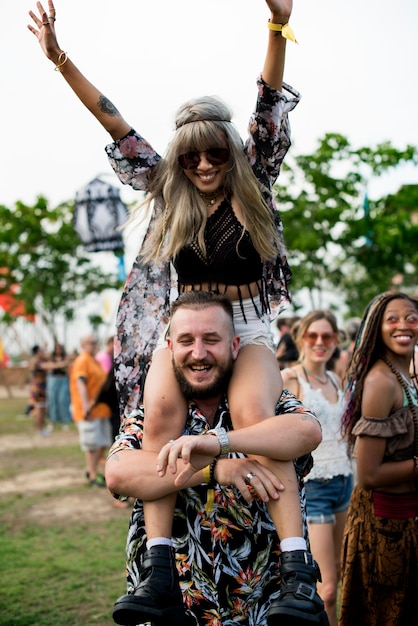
[169, 439, 176, 446]
[49, 16, 56, 21]
[244, 472, 256, 486]
[42, 21, 50, 26]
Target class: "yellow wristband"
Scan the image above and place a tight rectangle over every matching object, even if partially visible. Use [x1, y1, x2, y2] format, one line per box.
[202, 465, 211, 484]
[267, 21, 298, 43]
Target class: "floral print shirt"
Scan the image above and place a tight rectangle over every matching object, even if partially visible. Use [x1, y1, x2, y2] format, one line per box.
[105, 78, 301, 418]
[108, 389, 315, 626]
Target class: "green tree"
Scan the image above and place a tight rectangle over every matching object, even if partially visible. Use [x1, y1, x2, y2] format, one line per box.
[0, 196, 122, 340]
[276, 133, 417, 315]
[340, 183, 418, 312]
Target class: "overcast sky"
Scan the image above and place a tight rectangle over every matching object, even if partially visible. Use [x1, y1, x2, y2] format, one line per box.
[3, 0, 418, 212]
[2, 0, 418, 350]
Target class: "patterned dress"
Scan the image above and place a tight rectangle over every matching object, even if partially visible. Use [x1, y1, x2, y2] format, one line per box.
[339, 400, 418, 626]
[104, 78, 300, 418]
[108, 390, 315, 626]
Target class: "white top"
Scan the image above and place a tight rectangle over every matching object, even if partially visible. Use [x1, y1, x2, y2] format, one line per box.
[297, 373, 352, 481]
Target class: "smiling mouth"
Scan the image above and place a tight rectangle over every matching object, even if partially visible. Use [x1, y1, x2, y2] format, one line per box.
[189, 364, 211, 372]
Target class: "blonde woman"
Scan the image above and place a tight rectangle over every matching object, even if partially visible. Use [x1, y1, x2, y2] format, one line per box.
[28, 2, 326, 625]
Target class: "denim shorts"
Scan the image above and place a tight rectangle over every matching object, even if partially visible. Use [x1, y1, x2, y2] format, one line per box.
[305, 474, 353, 524]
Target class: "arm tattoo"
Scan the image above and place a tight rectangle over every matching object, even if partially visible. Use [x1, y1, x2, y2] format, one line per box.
[301, 413, 322, 428]
[98, 95, 120, 117]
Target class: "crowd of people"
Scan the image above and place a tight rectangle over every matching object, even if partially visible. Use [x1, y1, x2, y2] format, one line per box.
[25, 0, 418, 625]
[28, 336, 120, 489]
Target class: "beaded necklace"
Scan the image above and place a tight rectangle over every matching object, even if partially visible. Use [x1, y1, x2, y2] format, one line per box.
[198, 187, 224, 207]
[381, 356, 418, 479]
[302, 365, 329, 386]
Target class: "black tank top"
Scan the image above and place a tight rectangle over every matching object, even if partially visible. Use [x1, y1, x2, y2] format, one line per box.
[173, 198, 263, 287]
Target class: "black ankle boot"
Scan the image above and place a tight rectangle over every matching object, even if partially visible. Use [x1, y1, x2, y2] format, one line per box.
[267, 550, 330, 626]
[112, 545, 188, 626]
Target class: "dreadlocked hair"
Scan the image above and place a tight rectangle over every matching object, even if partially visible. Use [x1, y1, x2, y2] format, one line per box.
[341, 291, 418, 451]
[139, 95, 280, 263]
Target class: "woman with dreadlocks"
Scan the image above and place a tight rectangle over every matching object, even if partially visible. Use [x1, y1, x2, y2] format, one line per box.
[339, 291, 418, 626]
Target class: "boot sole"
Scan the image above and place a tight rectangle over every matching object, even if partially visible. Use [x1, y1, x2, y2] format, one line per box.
[113, 598, 189, 626]
[267, 608, 329, 626]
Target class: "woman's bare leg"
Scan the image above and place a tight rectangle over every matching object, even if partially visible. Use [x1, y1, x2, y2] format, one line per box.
[228, 345, 303, 539]
[142, 348, 187, 540]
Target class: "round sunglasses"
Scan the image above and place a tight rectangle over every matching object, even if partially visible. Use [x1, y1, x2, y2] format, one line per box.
[177, 148, 230, 170]
[303, 331, 336, 346]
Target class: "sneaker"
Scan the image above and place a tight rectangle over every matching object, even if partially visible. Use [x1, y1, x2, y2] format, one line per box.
[37, 428, 52, 437]
[88, 474, 106, 488]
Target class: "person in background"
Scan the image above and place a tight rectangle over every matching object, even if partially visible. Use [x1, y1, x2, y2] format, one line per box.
[340, 291, 418, 625]
[69, 334, 112, 487]
[96, 336, 114, 374]
[28, 345, 50, 436]
[95, 366, 120, 443]
[106, 291, 327, 626]
[332, 318, 360, 383]
[275, 316, 300, 369]
[46, 342, 73, 430]
[280, 310, 353, 626]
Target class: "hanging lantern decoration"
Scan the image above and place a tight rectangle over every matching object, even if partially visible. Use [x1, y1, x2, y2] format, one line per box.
[73, 177, 129, 279]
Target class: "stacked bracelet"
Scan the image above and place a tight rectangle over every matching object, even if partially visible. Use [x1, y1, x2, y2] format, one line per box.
[206, 427, 230, 458]
[204, 459, 218, 514]
[267, 20, 297, 43]
[208, 459, 218, 488]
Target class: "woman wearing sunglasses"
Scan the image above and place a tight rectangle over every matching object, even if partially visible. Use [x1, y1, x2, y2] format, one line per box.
[27, 2, 327, 625]
[280, 310, 353, 626]
[339, 292, 418, 626]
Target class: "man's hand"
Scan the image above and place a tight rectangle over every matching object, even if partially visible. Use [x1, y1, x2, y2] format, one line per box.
[157, 434, 220, 478]
[215, 457, 284, 504]
[157, 435, 285, 503]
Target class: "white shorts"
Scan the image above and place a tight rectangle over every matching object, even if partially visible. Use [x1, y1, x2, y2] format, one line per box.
[155, 296, 275, 353]
[77, 418, 112, 452]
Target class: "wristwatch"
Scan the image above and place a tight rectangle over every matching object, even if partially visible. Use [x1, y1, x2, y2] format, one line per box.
[206, 427, 230, 458]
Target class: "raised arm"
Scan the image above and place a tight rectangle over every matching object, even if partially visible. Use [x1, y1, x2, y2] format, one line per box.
[28, 0, 131, 140]
[262, 0, 294, 90]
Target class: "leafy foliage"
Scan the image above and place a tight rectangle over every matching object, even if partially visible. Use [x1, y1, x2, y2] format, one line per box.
[0, 196, 122, 339]
[276, 134, 418, 316]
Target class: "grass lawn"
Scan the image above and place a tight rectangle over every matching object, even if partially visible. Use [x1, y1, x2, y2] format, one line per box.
[0, 396, 132, 626]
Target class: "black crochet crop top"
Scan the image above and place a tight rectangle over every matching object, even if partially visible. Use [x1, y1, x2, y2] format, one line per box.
[173, 198, 263, 289]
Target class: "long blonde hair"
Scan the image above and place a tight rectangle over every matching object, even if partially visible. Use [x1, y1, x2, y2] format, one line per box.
[138, 96, 279, 262]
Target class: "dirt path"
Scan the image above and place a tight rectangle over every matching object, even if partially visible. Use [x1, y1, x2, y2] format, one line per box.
[0, 426, 132, 524]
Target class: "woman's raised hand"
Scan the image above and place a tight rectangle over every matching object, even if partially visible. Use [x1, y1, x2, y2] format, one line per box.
[265, 0, 293, 20]
[28, 0, 62, 63]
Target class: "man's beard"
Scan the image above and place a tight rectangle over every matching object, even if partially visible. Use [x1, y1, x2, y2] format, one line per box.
[172, 356, 234, 399]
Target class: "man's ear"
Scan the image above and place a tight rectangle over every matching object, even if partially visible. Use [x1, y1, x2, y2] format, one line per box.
[167, 337, 173, 352]
[231, 335, 240, 360]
